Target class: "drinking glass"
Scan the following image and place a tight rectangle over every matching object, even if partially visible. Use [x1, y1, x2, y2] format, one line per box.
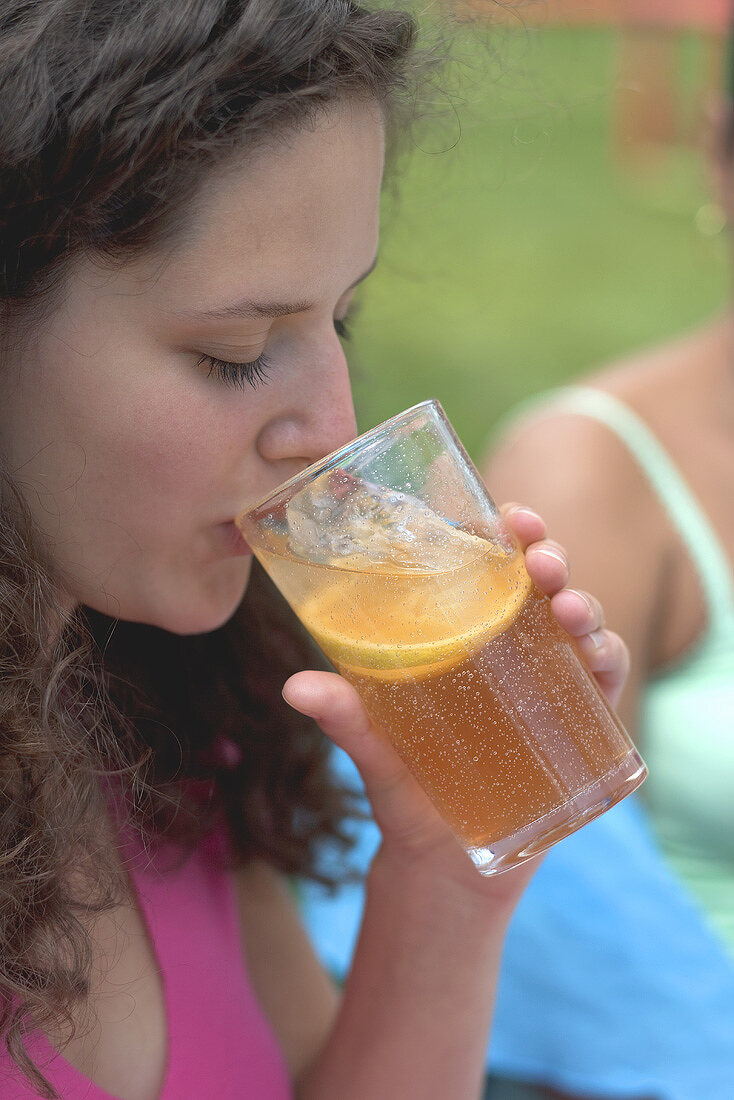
[237, 400, 646, 875]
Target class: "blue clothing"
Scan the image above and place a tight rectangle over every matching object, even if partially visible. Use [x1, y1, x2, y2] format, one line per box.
[302, 763, 734, 1099]
[299, 386, 734, 1098]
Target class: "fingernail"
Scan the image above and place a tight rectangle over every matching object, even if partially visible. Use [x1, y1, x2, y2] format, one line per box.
[568, 588, 594, 614]
[585, 629, 606, 651]
[508, 505, 540, 520]
[538, 546, 567, 566]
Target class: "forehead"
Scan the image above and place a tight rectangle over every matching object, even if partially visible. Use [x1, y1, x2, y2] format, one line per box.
[142, 99, 386, 312]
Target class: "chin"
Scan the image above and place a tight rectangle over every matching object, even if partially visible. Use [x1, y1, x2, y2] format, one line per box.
[159, 601, 244, 637]
[166, 560, 254, 636]
[99, 557, 254, 636]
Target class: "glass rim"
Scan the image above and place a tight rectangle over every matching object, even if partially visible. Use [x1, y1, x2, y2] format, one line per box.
[239, 398, 444, 518]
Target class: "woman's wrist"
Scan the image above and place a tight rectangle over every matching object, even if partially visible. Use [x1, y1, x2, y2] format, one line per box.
[300, 840, 514, 1100]
[366, 841, 531, 932]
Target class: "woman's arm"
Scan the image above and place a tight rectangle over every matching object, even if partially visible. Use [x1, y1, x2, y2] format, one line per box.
[295, 847, 527, 1099]
[280, 507, 630, 1100]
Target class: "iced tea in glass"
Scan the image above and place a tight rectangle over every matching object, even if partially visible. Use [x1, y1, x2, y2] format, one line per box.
[237, 401, 646, 875]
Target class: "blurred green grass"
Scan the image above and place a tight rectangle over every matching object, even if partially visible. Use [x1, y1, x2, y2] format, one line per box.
[348, 26, 730, 458]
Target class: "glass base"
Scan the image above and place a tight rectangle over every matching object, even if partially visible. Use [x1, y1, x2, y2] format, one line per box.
[466, 750, 647, 876]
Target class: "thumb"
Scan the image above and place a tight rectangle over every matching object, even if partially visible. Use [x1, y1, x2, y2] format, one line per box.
[282, 670, 443, 840]
[282, 670, 405, 793]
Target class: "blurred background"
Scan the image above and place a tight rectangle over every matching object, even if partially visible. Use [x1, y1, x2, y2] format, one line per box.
[347, 0, 730, 459]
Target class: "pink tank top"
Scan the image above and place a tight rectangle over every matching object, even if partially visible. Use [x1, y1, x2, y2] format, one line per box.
[0, 827, 293, 1099]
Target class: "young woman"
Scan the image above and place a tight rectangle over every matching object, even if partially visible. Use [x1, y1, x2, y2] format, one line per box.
[0, 3, 630, 1098]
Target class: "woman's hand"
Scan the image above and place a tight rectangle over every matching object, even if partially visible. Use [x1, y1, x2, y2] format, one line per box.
[282, 503, 630, 911]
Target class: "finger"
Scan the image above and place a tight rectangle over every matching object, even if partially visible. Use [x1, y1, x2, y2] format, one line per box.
[500, 502, 546, 550]
[524, 538, 569, 595]
[282, 670, 396, 787]
[549, 588, 605, 637]
[575, 629, 630, 709]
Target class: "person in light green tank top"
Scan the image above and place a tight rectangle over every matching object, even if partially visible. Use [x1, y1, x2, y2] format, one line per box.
[477, 40, 734, 1093]
[481, 313, 734, 1100]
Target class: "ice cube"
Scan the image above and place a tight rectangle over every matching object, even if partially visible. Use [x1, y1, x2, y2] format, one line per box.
[285, 469, 488, 572]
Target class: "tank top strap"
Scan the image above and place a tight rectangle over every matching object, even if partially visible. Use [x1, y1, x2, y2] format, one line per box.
[495, 384, 734, 636]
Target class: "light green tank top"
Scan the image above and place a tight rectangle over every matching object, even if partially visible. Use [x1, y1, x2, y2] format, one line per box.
[493, 385, 734, 954]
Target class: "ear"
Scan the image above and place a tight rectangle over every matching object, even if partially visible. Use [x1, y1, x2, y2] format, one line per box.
[704, 94, 734, 225]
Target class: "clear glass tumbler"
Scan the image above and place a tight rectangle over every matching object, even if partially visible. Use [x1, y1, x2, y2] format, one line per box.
[237, 400, 646, 875]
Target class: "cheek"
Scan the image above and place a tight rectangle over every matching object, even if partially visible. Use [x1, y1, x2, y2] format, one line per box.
[11, 348, 252, 536]
[96, 383, 253, 526]
[118, 391, 226, 488]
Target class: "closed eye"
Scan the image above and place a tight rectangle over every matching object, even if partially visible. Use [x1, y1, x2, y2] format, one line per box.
[199, 312, 354, 390]
[198, 352, 273, 390]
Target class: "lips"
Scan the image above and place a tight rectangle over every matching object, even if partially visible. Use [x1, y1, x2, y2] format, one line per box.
[217, 521, 253, 557]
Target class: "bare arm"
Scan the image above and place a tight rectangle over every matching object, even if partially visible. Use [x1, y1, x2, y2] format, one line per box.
[283, 509, 630, 1099]
[296, 850, 526, 1099]
[236, 854, 522, 1100]
[235, 509, 633, 1100]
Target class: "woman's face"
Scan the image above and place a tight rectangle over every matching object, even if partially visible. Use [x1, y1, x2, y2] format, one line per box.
[0, 100, 384, 634]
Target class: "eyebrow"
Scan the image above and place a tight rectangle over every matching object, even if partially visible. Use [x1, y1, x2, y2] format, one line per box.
[176, 255, 378, 322]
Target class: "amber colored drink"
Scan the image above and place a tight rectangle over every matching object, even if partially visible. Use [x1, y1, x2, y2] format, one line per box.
[255, 533, 646, 873]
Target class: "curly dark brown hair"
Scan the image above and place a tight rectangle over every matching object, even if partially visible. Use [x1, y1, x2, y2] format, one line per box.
[0, 0, 417, 1094]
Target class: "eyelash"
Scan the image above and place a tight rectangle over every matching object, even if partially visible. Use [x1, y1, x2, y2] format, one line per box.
[199, 351, 274, 390]
[199, 316, 353, 390]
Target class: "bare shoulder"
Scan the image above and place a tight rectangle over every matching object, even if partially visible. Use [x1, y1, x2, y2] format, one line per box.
[233, 861, 339, 1084]
[484, 315, 731, 542]
[486, 398, 652, 539]
[488, 320, 722, 504]
[590, 316, 730, 401]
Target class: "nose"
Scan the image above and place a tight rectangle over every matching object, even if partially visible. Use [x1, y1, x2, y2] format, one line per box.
[255, 339, 358, 475]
